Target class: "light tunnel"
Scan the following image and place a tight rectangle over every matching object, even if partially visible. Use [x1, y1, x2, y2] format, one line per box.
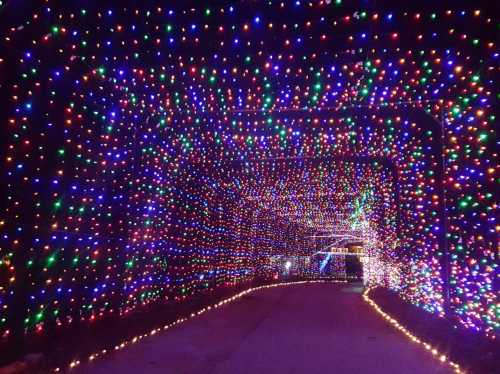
[0, 0, 497, 369]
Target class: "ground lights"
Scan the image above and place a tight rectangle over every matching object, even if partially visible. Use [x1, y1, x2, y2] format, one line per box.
[57, 280, 346, 372]
[363, 286, 464, 373]
[59, 281, 463, 373]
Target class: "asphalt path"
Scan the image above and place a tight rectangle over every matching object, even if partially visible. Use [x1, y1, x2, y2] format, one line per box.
[74, 282, 452, 374]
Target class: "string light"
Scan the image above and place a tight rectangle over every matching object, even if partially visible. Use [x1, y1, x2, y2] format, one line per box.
[55, 280, 346, 372]
[363, 287, 465, 374]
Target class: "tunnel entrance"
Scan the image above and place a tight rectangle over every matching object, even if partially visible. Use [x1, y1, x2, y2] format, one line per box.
[0, 3, 497, 367]
[345, 255, 363, 281]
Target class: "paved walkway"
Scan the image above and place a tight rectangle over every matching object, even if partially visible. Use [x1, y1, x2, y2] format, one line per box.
[74, 283, 451, 374]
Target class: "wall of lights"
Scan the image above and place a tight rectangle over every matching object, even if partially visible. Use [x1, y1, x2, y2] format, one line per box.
[0, 0, 497, 346]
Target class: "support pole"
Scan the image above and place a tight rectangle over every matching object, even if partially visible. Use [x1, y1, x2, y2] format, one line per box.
[439, 108, 451, 315]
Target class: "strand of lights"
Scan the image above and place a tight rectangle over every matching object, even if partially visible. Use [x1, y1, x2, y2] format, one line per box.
[363, 286, 465, 374]
[56, 279, 346, 372]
